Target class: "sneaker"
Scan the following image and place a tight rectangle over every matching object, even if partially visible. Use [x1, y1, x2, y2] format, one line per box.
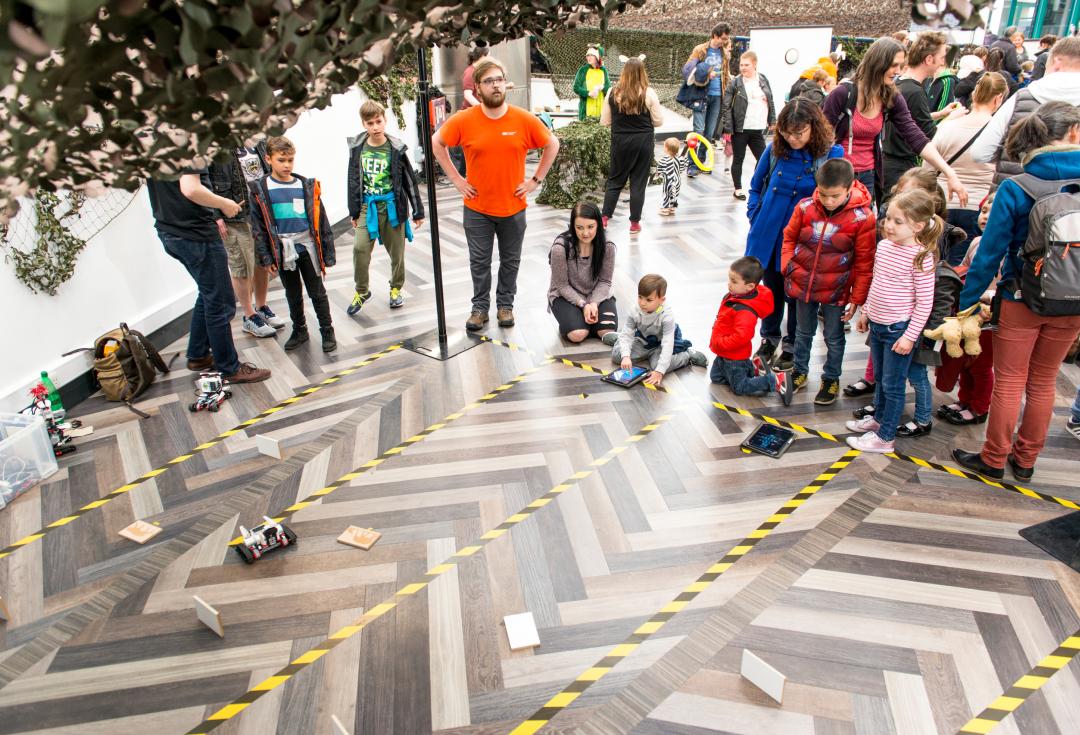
[389, 287, 404, 309]
[792, 372, 808, 393]
[497, 308, 515, 327]
[629, 221, 641, 234]
[321, 327, 337, 353]
[243, 313, 277, 338]
[846, 431, 894, 453]
[1068, 419, 1080, 442]
[284, 328, 309, 351]
[755, 341, 777, 365]
[846, 415, 881, 433]
[896, 420, 932, 438]
[776, 369, 795, 407]
[347, 291, 371, 317]
[187, 355, 213, 371]
[751, 355, 766, 377]
[773, 350, 795, 371]
[852, 404, 876, 419]
[257, 305, 286, 329]
[687, 349, 708, 368]
[843, 379, 876, 397]
[602, 216, 610, 228]
[814, 379, 840, 405]
[465, 311, 489, 331]
[225, 362, 271, 384]
[601, 331, 618, 347]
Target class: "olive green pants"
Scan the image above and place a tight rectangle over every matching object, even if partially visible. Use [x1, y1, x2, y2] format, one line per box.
[353, 205, 406, 296]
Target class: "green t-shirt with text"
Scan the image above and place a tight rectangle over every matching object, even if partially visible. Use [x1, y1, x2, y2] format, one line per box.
[361, 141, 392, 209]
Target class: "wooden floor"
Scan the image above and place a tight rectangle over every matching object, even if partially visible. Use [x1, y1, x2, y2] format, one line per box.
[2, 152, 1079, 735]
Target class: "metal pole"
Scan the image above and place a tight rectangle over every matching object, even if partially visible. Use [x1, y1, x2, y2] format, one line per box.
[416, 46, 449, 345]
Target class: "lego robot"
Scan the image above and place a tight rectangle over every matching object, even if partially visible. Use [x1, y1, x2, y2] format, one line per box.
[234, 516, 297, 563]
[189, 371, 232, 413]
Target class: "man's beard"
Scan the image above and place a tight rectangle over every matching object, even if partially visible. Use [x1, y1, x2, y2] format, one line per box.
[480, 89, 505, 108]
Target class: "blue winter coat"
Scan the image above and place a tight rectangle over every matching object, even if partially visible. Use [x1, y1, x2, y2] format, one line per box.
[745, 142, 844, 270]
[960, 144, 1080, 310]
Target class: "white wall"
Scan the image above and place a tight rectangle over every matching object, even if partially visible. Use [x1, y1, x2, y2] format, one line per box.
[747, 27, 834, 106]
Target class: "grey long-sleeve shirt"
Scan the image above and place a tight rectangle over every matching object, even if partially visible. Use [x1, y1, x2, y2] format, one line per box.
[616, 304, 677, 375]
[547, 234, 616, 307]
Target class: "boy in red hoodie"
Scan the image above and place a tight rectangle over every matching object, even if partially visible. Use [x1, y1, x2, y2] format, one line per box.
[710, 256, 795, 405]
[781, 158, 876, 405]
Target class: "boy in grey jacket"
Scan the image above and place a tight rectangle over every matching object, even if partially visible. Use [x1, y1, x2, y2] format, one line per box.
[603, 274, 707, 386]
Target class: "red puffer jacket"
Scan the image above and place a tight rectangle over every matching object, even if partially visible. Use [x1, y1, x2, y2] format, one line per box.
[780, 180, 876, 306]
[710, 284, 775, 361]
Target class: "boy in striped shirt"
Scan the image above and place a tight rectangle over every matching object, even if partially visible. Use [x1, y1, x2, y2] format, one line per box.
[250, 136, 337, 352]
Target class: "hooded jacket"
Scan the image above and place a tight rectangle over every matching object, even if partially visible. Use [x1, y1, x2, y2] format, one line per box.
[346, 132, 424, 224]
[573, 63, 610, 120]
[249, 173, 336, 274]
[710, 284, 775, 361]
[914, 262, 963, 367]
[781, 179, 877, 306]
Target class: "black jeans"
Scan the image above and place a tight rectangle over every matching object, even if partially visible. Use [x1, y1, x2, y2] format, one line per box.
[280, 249, 333, 333]
[603, 131, 654, 222]
[947, 208, 980, 266]
[759, 266, 796, 352]
[550, 296, 618, 339]
[730, 130, 766, 190]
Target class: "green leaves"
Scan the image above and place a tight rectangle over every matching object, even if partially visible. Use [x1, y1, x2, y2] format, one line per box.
[537, 118, 611, 210]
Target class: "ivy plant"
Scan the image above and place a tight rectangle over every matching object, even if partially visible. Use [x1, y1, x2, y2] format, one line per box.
[0, 189, 87, 295]
[537, 118, 612, 210]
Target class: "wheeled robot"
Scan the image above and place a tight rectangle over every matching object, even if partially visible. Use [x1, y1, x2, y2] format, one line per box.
[189, 371, 232, 412]
[234, 516, 297, 563]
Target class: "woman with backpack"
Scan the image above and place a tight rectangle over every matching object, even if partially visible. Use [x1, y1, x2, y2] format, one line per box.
[822, 37, 968, 207]
[745, 98, 844, 368]
[547, 202, 617, 342]
[952, 101, 1080, 482]
[721, 50, 776, 200]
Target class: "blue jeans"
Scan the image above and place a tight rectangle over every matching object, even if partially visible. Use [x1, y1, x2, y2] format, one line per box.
[793, 300, 846, 381]
[855, 170, 876, 208]
[946, 208, 980, 266]
[907, 361, 933, 425]
[1071, 385, 1080, 423]
[159, 232, 241, 375]
[710, 356, 773, 395]
[869, 320, 915, 443]
[689, 95, 723, 174]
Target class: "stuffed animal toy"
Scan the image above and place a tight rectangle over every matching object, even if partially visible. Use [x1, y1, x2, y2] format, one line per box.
[924, 304, 984, 358]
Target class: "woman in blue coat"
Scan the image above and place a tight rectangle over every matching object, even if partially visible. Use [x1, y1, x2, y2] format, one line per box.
[745, 98, 844, 367]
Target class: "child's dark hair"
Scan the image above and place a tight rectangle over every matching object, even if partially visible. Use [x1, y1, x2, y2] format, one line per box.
[815, 158, 854, 189]
[565, 202, 609, 282]
[774, 98, 836, 160]
[893, 167, 947, 218]
[888, 189, 943, 272]
[730, 256, 764, 285]
[265, 136, 295, 156]
[1005, 100, 1080, 163]
[638, 273, 667, 298]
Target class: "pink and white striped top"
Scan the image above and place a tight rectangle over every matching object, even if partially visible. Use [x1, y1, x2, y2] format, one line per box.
[863, 239, 936, 343]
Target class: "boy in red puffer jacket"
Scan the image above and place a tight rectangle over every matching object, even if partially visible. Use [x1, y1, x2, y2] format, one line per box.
[782, 158, 876, 405]
[710, 256, 795, 405]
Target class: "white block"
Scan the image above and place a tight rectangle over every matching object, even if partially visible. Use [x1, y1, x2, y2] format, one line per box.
[255, 434, 283, 460]
[741, 649, 786, 703]
[193, 595, 225, 637]
[330, 715, 350, 734]
[504, 612, 540, 651]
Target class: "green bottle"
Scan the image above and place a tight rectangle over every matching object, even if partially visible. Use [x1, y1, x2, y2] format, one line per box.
[40, 371, 65, 417]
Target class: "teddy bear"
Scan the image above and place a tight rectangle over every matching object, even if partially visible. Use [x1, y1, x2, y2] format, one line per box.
[923, 304, 984, 358]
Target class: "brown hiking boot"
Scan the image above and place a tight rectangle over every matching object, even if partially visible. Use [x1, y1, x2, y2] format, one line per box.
[187, 355, 213, 371]
[225, 362, 271, 384]
[465, 311, 488, 331]
[497, 308, 515, 327]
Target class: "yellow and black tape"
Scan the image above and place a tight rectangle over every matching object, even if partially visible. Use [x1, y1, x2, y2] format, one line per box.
[186, 413, 675, 735]
[507, 448, 860, 735]
[226, 361, 552, 545]
[0, 344, 403, 562]
[959, 628, 1080, 734]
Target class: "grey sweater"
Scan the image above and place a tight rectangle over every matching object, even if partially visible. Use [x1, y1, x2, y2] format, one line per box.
[547, 234, 616, 307]
[617, 304, 677, 375]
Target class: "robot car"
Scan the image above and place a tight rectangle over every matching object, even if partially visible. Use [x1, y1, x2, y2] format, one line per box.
[234, 516, 298, 563]
[189, 371, 232, 413]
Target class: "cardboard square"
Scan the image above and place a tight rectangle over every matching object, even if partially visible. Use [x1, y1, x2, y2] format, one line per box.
[330, 715, 350, 735]
[504, 612, 540, 651]
[741, 649, 786, 703]
[118, 520, 163, 544]
[337, 526, 381, 550]
[66, 425, 94, 438]
[193, 595, 224, 637]
[255, 434, 283, 460]
[0, 595, 9, 622]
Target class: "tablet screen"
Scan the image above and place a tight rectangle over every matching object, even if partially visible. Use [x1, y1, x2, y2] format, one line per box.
[607, 366, 647, 385]
[745, 424, 795, 454]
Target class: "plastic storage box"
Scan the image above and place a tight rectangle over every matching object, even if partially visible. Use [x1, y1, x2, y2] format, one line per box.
[0, 413, 58, 510]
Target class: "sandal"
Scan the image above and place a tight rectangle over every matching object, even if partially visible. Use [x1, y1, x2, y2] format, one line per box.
[843, 379, 875, 397]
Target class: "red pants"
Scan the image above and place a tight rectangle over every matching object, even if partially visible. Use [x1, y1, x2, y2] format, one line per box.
[934, 330, 994, 415]
[979, 300, 1080, 468]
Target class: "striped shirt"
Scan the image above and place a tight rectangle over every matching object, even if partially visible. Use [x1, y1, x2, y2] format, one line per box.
[266, 176, 312, 250]
[863, 239, 936, 343]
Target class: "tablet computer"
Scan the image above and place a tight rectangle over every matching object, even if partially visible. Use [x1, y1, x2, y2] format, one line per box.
[601, 366, 648, 388]
[741, 423, 796, 459]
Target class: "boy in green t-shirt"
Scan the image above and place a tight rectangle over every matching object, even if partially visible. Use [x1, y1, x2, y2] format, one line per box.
[346, 100, 425, 314]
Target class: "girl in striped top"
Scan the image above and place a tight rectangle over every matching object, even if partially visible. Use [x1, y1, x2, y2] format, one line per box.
[846, 189, 941, 452]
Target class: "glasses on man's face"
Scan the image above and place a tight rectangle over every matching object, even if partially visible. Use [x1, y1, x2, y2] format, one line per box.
[480, 77, 506, 87]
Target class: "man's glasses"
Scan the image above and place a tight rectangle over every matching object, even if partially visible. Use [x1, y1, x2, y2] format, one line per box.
[479, 77, 507, 87]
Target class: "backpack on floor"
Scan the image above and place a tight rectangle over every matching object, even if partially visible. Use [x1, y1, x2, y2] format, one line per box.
[64, 323, 173, 417]
[1010, 174, 1080, 316]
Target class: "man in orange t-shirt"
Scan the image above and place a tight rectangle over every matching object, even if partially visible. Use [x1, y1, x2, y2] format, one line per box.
[433, 57, 560, 331]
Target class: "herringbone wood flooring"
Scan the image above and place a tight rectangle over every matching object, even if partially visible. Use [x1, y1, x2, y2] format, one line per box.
[1, 149, 1079, 734]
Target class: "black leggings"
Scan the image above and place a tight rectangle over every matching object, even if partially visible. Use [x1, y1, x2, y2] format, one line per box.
[551, 296, 618, 340]
[603, 132, 654, 223]
[730, 130, 766, 190]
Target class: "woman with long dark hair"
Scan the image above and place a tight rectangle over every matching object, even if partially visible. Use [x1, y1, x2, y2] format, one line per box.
[548, 202, 618, 342]
[745, 98, 844, 367]
[601, 57, 664, 235]
[822, 37, 969, 206]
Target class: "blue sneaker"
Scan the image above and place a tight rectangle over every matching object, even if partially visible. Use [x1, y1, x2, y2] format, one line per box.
[257, 305, 285, 329]
[347, 291, 371, 316]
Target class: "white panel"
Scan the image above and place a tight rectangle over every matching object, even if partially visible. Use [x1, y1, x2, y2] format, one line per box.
[747, 26, 835, 108]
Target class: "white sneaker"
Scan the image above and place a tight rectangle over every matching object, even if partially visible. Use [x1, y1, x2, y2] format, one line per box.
[1067, 419, 1080, 442]
[846, 431, 895, 453]
[845, 416, 881, 433]
[242, 313, 276, 338]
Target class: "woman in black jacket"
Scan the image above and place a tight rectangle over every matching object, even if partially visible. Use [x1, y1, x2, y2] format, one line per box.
[721, 50, 776, 199]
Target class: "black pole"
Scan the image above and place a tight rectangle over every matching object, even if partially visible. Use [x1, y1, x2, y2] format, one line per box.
[416, 46, 448, 345]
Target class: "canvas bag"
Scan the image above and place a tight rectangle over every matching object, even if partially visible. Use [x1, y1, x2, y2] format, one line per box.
[64, 323, 172, 416]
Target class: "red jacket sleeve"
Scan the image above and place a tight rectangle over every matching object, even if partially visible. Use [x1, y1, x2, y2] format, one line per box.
[709, 306, 757, 355]
[848, 215, 878, 305]
[780, 204, 804, 274]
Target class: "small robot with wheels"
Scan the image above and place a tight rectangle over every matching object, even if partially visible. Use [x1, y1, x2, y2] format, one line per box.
[234, 516, 297, 563]
[189, 371, 231, 413]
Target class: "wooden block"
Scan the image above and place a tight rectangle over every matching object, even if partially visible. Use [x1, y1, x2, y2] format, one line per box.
[255, 434, 283, 460]
[65, 425, 94, 438]
[0, 595, 9, 622]
[118, 520, 163, 544]
[193, 595, 225, 638]
[337, 526, 381, 550]
[330, 715, 350, 735]
[741, 649, 786, 703]
[503, 612, 540, 651]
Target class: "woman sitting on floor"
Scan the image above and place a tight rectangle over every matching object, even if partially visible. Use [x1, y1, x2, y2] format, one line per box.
[547, 202, 618, 343]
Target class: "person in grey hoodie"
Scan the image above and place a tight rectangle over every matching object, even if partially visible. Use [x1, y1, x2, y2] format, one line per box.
[602, 273, 707, 386]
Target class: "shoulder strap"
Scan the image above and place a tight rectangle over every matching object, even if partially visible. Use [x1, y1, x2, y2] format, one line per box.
[945, 120, 992, 167]
[1011, 173, 1080, 200]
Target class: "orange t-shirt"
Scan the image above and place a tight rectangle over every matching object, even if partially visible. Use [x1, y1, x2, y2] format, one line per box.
[438, 105, 552, 217]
